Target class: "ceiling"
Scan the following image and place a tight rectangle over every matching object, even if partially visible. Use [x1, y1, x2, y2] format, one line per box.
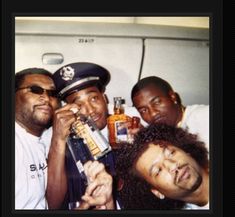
[15, 17, 209, 28]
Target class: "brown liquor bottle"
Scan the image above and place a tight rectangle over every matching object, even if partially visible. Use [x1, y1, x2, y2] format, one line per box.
[107, 97, 129, 148]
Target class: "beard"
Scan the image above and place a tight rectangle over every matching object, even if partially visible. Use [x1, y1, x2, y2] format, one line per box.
[19, 107, 52, 129]
[175, 165, 202, 193]
[32, 108, 52, 127]
[189, 173, 203, 192]
[32, 113, 52, 128]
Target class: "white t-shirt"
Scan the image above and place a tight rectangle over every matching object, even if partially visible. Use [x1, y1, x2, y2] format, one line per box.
[15, 122, 51, 209]
[184, 202, 209, 210]
[178, 105, 209, 151]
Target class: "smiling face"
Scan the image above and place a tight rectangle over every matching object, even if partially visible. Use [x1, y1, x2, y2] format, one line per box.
[15, 74, 59, 132]
[135, 142, 202, 200]
[65, 86, 109, 130]
[132, 84, 181, 126]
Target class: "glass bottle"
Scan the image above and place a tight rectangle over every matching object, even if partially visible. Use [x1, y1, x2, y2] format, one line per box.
[67, 136, 90, 186]
[66, 113, 112, 209]
[107, 97, 129, 148]
[70, 113, 112, 160]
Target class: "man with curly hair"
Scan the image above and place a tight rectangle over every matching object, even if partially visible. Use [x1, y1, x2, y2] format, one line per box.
[115, 124, 209, 209]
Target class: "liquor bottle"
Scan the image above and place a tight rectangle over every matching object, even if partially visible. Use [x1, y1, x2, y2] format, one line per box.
[70, 113, 112, 160]
[67, 136, 91, 186]
[107, 97, 130, 148]
[66, 113, 112, 209]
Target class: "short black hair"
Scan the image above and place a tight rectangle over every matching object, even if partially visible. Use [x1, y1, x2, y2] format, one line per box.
[15, 68, 53, 90]
[115, 124, 208, 209]
[131, 76, 174, 100]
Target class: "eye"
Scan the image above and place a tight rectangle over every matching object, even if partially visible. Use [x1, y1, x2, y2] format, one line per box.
[152, 167, 161, 177]
[165, 148, 175, 158]
[91, 96, 98, 102]
[153, 98, 161, 105]
[73, 102, 82, 111]
[139, 108, 147, 115]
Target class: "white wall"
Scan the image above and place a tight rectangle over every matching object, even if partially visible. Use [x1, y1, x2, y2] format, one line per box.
[15, 18, 209, 106]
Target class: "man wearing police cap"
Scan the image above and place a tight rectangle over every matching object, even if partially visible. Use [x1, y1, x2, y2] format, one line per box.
[52, 62, 119, 209]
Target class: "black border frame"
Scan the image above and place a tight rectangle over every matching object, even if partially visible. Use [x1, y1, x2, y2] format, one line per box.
[2, 1, 223, 217]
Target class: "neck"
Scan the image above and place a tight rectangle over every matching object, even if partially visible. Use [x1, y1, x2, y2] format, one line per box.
[183, 169, 209, 207]
[16, 119, 44, 137]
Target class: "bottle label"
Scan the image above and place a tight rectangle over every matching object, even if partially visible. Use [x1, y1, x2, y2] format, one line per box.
[76, 160, 85, 173]
[115, 121, 128, 142]
[71, 115, 111, 159]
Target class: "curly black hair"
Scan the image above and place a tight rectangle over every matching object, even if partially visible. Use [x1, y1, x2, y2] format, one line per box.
[115, 124, 208, 209]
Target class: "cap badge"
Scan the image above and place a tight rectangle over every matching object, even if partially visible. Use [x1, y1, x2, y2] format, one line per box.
[60, 66, 75, 81]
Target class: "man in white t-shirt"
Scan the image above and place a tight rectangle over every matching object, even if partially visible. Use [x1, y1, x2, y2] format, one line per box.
[15, 68, 114, 210]
[15, 68, 60, 209]
[131, 76, 209, 151]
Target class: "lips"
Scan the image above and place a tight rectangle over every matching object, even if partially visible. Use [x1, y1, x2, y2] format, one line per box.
[175, 165, 190, 183]
[152, 115, 165, 124]
[90, 114, 101, 122]
[35, 105, 52, 114]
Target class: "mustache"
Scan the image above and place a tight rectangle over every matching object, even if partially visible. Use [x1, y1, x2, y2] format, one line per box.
[151, 114, 164, 123]
[34, 103, 53, 111]
[174, 164, 189, 183]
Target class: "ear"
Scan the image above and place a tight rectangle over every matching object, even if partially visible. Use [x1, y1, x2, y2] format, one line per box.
[151, 188, 165, 200]
[103, 94, 109, 104]
[168, 90, 178, 104]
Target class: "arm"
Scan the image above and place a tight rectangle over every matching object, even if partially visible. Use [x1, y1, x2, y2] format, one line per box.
[46, 103, 79, 209]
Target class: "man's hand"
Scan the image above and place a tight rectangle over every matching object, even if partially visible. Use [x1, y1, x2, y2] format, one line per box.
[79, 161, 114, 210]
[52, 103, 79, 144]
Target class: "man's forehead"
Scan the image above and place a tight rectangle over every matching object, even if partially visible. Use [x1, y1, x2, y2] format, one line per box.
[66, 86, 101, 101]
[147, 142, 172, 154]
[140, 84, 167, 95]
[134, 86, 166, 101]
[75, 86, 100, 95]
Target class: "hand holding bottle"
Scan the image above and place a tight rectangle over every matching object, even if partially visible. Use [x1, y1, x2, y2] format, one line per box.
[52, 103, 79, 146]
[75, 161, 114, 210]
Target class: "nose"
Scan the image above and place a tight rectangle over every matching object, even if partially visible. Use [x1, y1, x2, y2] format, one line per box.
[84, 103, 95, 116]
[163, 159, 178, 173]
[39, 91, 50, 102]
[149, 107, 159, 120]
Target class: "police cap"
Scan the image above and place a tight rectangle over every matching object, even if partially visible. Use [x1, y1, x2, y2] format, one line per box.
[53, 62, 110, 100]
